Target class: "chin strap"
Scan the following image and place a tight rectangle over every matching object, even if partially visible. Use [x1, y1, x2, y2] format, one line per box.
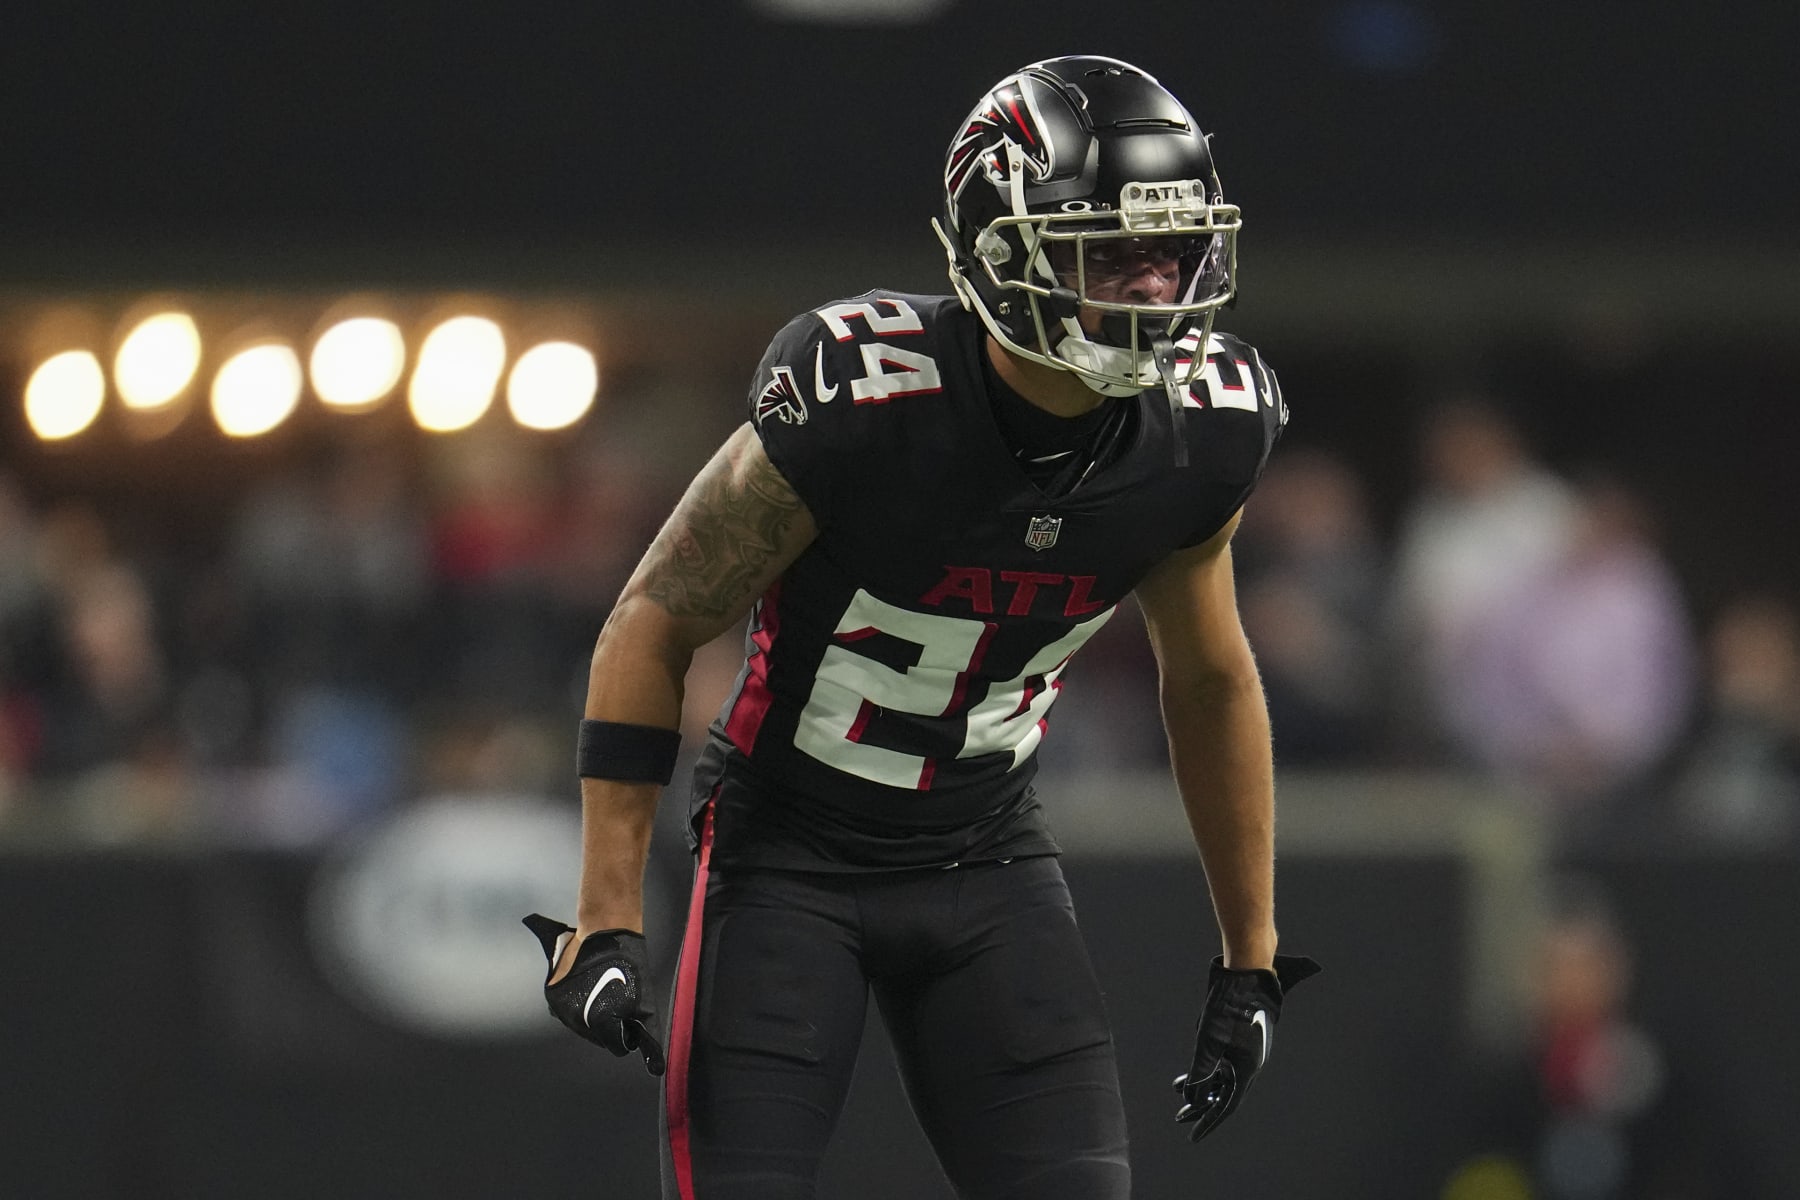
[1150, 334, 1189, 468]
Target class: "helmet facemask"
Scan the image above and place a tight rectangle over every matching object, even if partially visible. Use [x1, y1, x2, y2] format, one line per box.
[936, 176, 1240, 398]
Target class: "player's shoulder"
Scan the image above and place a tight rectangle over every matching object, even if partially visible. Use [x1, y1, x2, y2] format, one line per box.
[752, 289, 973, 428]
[1206, 328, 1268, 366]
[765, 290, 967, 354]
[1147, 328, 1289, 546]
[784, 290, 970, 384]
[1187, 327, 1287, 431]
[814, 289, 968, 331]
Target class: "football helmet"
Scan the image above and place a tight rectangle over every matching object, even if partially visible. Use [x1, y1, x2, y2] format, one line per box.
[933, 57, 1239, 414]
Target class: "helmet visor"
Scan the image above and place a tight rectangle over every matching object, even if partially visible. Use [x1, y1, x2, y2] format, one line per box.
[1041, 232, 1231, 310]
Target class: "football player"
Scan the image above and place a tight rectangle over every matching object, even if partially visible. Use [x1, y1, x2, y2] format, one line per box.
[526, 55, 1318, 1199]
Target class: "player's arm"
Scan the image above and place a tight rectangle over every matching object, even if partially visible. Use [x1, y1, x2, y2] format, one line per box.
[1134, 511, 1319, 1139]
[1133, 511, 1275, 969]
[525, 423, 816, 1069]
[572, 421, 816, 939]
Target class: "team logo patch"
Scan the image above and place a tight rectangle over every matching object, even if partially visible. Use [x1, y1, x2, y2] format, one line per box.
[754, 365, 808, 427]
[1024, 514, 1062, 552]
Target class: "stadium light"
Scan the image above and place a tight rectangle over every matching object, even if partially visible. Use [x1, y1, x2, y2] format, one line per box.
[506, 341, 597, 431]
[212, 342, 303, 438]
[25, 350, 106, 441]
[310, 317, 406, 409]
[409, 316, 505, 433]
[114, 312, 201, 409]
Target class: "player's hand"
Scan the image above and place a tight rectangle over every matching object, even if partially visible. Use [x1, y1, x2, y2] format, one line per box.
[522, 913, 666, 1075]
[1174, 953, 1320, 1141]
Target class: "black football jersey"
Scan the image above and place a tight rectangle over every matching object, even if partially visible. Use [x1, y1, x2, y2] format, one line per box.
[691, 290, 1285, 870]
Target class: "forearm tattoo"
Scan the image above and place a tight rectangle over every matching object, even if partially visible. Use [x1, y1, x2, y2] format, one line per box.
[642, 446, 807, 619]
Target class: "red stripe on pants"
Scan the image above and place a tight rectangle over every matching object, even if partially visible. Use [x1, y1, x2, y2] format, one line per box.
[665, 801, 716, 1199]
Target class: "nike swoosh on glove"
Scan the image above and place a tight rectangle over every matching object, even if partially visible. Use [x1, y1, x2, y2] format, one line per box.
[1174, 953, 1320, 1142]
[523, 913, 666, 1075]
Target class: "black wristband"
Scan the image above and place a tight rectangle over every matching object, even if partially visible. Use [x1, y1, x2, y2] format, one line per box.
[576, 719, 681, 784]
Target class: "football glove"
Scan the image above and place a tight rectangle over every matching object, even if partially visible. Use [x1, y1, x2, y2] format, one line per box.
[523, 913, 666, 1076]
[1174, 953, 1321, 1142]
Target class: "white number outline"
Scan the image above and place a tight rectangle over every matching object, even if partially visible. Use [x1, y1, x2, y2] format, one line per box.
[812, 298, 943, 406]
[793, 588, 1114, 789]
[816, 298, 926, 342]
[850, 343, 943, 405]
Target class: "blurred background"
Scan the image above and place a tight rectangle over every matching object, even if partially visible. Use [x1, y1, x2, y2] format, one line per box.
[3, 2, 1798, 1197]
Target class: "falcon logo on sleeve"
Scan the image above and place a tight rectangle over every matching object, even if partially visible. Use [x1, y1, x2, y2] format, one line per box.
[754, 365, 809, 427]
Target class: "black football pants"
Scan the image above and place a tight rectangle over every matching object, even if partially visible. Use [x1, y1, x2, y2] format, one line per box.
[659, 851, 1130, 1199]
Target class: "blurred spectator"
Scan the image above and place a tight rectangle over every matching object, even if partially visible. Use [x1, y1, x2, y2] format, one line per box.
[1671, 595, 1800, 848]
[536, 438, 684, 709]
[36, 510, 170, 774]
[232, 443, 431, 698]
[1234, 448, 1386, 764]
[0, 692, 36, 820]
[427, 433, 563, 709]
[1456, 476, 1695, 842]
[1389, 397, 1578, 762]
[269, 687, 407, 819]
[415, 708, 562, 800]
[325, 443, 433, 619]
[0, 474, 49, 816]
[539, 440, 668, 614]
[57, 562, 167, 747]
[1444, 879, 1753, 1199]
[10, 501, 205, 839]
[429, 435, 553, 591]
[0, 472, 43, 633]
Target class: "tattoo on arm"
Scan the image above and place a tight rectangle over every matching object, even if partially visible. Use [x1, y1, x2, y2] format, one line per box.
[641, 438, 811, 620]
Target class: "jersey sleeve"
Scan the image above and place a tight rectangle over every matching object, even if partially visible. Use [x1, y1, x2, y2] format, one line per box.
[1178, 339, 1288, 548]
[743, 310, 843, 520]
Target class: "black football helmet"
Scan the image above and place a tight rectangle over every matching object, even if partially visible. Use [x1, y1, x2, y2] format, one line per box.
[933, 57, 1239, 409]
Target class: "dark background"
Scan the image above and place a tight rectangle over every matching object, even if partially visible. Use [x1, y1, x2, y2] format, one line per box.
[7, 849, 1792, 1194]
[8, 849, 1794, 1198]
[4, 2, 1797, 246]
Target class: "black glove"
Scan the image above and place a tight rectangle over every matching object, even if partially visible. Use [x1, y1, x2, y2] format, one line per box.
[1174, 953, 1320, 1141]
[522, 913, 666, 1076]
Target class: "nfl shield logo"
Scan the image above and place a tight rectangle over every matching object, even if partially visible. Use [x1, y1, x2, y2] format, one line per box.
[1024, 515, 1062, 552]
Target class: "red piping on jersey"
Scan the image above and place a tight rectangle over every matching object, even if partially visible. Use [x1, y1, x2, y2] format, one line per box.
[852, 387, 944, 406]
[666, 799, 716, 1200]
[1037, 678, 1066, 737]
[837, 626, 880, 642]
[1008, 680, 1038, 721]
[847, 699, 875, 743]
[941, 621, 999, 717]
[724, 582, 783, 756]
[1009, 652, 1073, 720]
[918, 620, 999, 792]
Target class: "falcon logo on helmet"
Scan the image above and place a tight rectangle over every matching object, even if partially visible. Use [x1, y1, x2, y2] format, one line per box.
[945, 76, 1057, 211]
[754, 365, 808, 427]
